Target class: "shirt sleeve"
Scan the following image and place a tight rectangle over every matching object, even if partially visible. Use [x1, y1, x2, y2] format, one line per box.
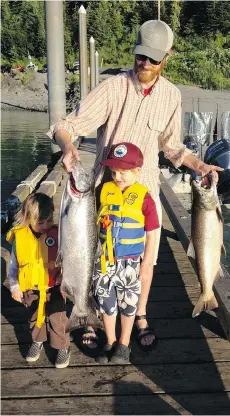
[159, 91, 192, 168]
[46, 78, 112, 143]
[142, 193, 160, 232]
[8, 242, 20, 292]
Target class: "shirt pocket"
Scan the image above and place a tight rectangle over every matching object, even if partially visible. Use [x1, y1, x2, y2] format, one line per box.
[148, 118, 164, 134]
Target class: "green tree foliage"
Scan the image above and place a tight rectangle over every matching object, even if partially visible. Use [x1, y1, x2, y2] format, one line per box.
[1, 0, 46, 62]
[1, 0, 230, 89]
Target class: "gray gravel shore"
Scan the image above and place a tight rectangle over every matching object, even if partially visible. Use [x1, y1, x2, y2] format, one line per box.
[1, 71, 230, 113]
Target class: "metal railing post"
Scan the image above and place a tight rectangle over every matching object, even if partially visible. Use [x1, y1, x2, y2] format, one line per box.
[95, 51, 99, 86]
[45, 0, 66, 155]
[79, 5, 88, 99]
[90, 37, 96, 90]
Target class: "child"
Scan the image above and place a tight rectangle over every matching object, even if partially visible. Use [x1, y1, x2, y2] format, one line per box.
[93, 142, 160, 364]
[7, 193, 70, 369]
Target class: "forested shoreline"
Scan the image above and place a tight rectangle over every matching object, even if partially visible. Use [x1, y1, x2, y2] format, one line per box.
[1, 0, 230, 90]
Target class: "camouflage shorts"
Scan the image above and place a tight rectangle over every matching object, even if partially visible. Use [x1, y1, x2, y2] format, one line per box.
[92, 257, 141, 317]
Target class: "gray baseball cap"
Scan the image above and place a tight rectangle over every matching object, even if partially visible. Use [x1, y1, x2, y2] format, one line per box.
[133, 20, 174, 62]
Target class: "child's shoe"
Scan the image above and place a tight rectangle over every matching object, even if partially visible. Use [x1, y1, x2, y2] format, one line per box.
[55, 347, 70, 369]
[95, 342, 116, 364]
[110, 343, 131, 364]
[26, 341, 43, 362]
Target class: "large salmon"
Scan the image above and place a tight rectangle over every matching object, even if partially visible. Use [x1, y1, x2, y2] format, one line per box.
[188, 173, 226, 317]
[57, 161, 102, 330]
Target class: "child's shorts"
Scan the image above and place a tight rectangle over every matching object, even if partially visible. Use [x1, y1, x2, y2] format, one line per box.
[92, 257, 141, 317]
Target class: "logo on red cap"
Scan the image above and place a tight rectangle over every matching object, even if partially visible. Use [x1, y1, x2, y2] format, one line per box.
[114, 144, 127, 158]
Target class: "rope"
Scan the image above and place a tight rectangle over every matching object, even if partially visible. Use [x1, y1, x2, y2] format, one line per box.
[158, 0, 161, 20]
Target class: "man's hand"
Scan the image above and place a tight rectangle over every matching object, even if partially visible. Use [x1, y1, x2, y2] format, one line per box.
[183, 154, 224, 184]
[62, 142, 80, 173]
[11, 289, 23, 303]
[139, 262, 153, 283]
[196, 162, 224, 184]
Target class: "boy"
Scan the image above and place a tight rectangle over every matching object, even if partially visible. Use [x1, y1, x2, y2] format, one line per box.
[93, 142, 159, 364]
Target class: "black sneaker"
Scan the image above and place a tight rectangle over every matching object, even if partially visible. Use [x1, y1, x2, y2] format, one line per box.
[55, 347, 70, 369]
[26, 342, 43, 362]
[110, 343, 130, 364]
[95, 343, 115, 364]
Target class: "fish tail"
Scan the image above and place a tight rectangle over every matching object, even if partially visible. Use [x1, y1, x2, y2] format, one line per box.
[192, 291, 218, 318]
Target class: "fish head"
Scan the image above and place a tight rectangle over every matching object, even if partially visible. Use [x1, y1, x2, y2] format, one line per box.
[191, 172, 218, 210]
[71, 161, 95, 193]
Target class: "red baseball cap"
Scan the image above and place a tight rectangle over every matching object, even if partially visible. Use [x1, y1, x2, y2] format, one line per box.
[101, 142, 144, 170]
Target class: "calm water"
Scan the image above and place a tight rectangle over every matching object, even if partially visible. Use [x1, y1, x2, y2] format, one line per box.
[1, 108, 229, 269]
[1, 109, 51, 183]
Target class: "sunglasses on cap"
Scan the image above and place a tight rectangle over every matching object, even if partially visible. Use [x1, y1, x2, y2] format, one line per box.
[136, 54, 165, 65]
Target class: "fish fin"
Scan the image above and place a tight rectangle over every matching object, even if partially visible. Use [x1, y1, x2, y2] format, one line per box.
[60, 282, 74, 303]
[55, 251, 63, 267]
[95, 240, 103, 259]
[216, 205, 224, 223]
[192, 292, 218, 318]
[221, 244, 227, 258]
[187, 240, 196, 259]
[218, 266, 225, 278]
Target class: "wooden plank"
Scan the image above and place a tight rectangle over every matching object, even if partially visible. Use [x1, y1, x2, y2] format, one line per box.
[160, 173, 230, 341]
[2, 392, 230, 415]
[1, 313, 225, 344]
[2, 362, 230, 397]
[36, 166, 64, 197]
[0, 300, 222, 323]
[2, 337, 230, 369]
[155, 262, 196, 275]
[152, 273, 198, 287]
[1, 282, 201, 306]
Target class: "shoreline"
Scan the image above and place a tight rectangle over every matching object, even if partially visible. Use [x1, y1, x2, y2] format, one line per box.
[1, 72, 230, 114]
[1, 101, 48, 112]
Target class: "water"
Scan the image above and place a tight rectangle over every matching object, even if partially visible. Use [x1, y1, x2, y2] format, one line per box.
[1, 109, 229, 269]
[1, 109, 51, 181]
[1, 109, 51, 200]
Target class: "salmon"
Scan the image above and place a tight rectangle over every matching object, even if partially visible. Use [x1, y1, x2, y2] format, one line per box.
[188, 173, 226, 317]
[57, 161, 102, 330]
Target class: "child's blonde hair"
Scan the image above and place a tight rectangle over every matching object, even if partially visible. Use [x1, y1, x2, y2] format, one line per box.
[14, 193, 54, 226]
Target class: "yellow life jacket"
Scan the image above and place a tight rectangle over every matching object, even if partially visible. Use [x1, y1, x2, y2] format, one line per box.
[97, 181, 148, 273]
[6, 225, 59, 328]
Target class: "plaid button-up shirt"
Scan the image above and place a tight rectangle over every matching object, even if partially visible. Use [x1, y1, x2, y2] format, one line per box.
[47, 69, 191, 198]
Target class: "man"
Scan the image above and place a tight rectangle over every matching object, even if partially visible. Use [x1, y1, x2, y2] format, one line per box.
[47, 20, 222, 350]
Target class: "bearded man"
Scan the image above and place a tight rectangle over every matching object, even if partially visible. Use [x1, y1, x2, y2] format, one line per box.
[47, 20, 222, 351]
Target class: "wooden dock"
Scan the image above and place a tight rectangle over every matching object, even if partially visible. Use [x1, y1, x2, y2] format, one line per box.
[1, 138, 230, 415]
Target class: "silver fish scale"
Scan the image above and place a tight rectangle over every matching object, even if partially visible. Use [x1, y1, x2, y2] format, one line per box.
[58, 168, 101, 330]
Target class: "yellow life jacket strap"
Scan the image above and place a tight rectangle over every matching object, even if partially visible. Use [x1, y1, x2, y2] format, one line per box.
[100, 223, 114, 274]
[100, 241, 107, 274]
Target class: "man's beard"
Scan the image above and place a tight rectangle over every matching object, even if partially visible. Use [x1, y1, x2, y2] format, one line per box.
[135, 62, 162, 83]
